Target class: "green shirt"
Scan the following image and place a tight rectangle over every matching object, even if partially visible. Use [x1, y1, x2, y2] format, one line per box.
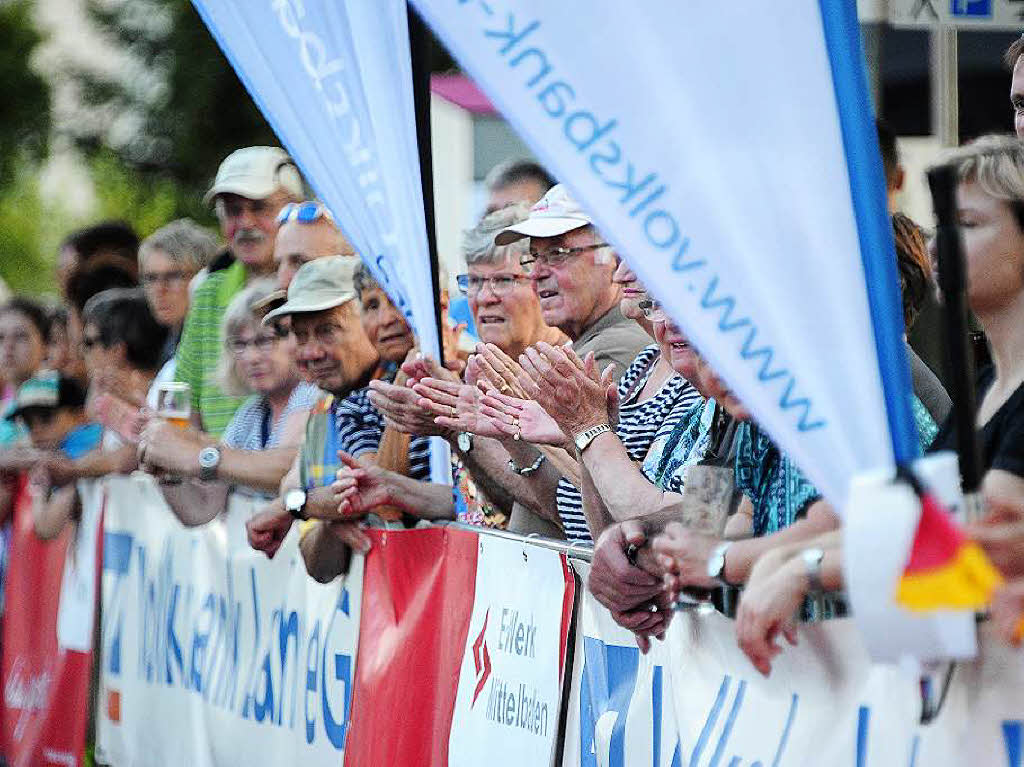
[174, 260, 248, 437]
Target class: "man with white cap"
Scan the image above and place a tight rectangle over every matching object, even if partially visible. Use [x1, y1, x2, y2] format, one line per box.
[495, 184, 649, 380]
[175, 147, 303, 437]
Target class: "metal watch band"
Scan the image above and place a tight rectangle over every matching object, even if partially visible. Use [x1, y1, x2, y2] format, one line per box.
[574, 423, 612, 453]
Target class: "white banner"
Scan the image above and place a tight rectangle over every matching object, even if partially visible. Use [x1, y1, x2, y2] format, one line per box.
[56, 479, 104, 652]
[95, 477, 362, 767]
[563, 567, 1024, 767]
[190, 0, 452, 486]
[448, 534, 572, 766]
[410, 0, 917, 506]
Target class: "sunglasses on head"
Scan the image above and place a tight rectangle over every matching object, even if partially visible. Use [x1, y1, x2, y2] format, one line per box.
[276, 201, 334, 226]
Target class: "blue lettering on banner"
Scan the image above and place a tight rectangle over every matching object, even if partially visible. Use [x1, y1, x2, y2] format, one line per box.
[444, 0, 827, 434]
[578, 638, 804, 767]
[1004, 721, 1022, 767]
[102, 531, 133, 675]
[101, 528, 355, 752]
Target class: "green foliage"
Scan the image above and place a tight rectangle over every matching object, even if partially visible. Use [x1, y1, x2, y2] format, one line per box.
[0, 0, 50, 185]
[72, 0, 276, 218]
[0, 153, 194, 297]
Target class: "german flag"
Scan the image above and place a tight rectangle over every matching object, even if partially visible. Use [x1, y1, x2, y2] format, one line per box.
[896, 493, 1003, 610]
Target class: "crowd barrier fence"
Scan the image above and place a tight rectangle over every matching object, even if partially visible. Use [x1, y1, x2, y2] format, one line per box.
[3, 475, 1024, 766]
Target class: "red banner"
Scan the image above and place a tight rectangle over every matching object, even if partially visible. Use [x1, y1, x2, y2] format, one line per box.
[1, 478, 95, 767]
[344, 527, 479, 766]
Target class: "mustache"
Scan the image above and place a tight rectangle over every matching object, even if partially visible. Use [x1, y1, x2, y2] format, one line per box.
[234, 228, 266, 245]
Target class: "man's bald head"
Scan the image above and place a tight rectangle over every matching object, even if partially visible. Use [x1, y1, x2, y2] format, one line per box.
[274, 218, 355, 289]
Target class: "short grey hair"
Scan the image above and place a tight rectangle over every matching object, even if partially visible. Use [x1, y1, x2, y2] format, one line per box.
[462, 203, 531, 266]
[138, 218, 219, 273]
[353, 261, 380, 298]
[216, 278, 279, 396]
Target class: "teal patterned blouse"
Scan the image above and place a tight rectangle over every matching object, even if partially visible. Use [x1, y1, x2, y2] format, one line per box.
[642, 395, 939, 537]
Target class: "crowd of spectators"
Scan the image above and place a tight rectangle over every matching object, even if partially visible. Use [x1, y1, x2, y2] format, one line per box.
[5, 47, 1024, 763]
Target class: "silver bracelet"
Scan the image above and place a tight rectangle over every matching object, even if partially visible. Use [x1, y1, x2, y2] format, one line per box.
[508, 452, 546, 476]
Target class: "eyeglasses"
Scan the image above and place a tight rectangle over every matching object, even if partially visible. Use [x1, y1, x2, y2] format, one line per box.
[291, 322, 345, 347]
[519, 243, 609, 275]
[456, 273, 529, 296]
[639, 299, 668, 323]
[276, 201, 334, 226]
[215, 196, 286, 220]
[227, 333, 282, 356]
[81, 334, 102, 351]
[141, 270, 190, 288]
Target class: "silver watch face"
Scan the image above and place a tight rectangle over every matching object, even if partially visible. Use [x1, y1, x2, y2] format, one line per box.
[457, 432, 472, 452]
[706, 551, 724, 580]
[285, 488, 306, 511]
[198, 446, 220, 469]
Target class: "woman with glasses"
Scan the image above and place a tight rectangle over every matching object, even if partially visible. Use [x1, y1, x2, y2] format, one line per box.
[457, 203, 567, 360]
[138, 219, 219, 370]
[141, 280, 320, 523]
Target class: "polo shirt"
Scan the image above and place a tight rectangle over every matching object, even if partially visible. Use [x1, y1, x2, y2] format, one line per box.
[571, 305, 652, 383]
[174, 259, 249, 437]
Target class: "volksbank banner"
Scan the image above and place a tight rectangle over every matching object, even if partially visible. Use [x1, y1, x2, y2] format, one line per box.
[563, 563, 1024, 767]
[189, 0, 439, 360]
[410, 0, 918, 505]
[78, 485, 1024, 765]
[191, 0, 450, 484]
[95, 478, 362, 766]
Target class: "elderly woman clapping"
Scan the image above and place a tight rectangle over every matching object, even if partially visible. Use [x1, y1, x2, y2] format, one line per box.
[140, 279, 320, 523]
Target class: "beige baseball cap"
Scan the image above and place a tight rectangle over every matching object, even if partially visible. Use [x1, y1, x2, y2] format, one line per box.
[263, 256, 359, 323]
[204, 146, 304, 204]
[494, 184, 594, 245]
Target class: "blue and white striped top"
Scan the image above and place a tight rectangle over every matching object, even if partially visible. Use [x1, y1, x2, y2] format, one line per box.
[555, 345, 701, 544]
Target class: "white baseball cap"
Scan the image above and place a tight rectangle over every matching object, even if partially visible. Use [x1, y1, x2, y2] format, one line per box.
[494, 184, 594, 245]
[204, 146, 304, 204]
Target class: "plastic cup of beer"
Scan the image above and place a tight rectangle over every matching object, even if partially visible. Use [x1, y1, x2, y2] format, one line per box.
[156, 382, 192, 428]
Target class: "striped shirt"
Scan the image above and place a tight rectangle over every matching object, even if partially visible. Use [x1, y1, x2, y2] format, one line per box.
[174, 258, 249, 438]
[556, 345, 701, 544]
[222, 381, 322, 452]
[300, 386, 431, 490]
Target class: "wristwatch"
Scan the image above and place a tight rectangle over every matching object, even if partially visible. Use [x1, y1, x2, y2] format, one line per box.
[706, 541, 733, 585]
[574, 423, 611, 453]
[802, 547, 825, 593]
[284, 488, 308, 521]
[457, 432, 474, 453]
[198, 446, 221, 481]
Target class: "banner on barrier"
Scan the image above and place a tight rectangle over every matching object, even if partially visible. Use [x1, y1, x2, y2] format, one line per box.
[1, 477, 94, 767]
[563, 561, 1024, 767]
[95, 477, 362, 767]
[345, 527, 575, 767]
[448, 533, 576, 766]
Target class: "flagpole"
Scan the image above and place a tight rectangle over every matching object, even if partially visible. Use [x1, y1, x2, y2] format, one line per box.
[407, 2, 446, 366]
[927, 163, 983, 516]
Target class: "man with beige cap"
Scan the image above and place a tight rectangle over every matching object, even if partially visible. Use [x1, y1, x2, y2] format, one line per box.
[246, 256, 434, 577]
[176, 146, 303, 436]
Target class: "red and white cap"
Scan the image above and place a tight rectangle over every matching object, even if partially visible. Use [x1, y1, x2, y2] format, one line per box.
[494, 184, 593, 245]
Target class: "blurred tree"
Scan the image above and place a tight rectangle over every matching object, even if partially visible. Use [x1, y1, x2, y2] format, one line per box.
[61, 0, 276, 222]
[0, 0, 50, 186]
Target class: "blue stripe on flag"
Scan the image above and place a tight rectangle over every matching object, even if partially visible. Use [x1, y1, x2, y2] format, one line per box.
[817, 0, 920, 464]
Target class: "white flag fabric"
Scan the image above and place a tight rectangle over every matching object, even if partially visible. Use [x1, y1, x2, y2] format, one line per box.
[409, 0, 919, 506]
[192, 0, 450, 482]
